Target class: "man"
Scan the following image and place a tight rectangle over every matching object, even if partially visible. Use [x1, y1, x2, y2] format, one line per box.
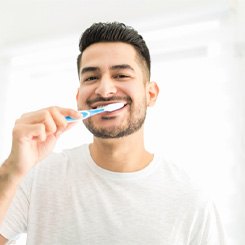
[0, 22, 226, 244]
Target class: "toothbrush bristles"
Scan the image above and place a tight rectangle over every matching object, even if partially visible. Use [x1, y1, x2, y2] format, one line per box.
[105, 102, 124, 111]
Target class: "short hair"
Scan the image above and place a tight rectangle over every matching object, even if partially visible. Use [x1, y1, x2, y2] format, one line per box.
[77, 22, 151, 79]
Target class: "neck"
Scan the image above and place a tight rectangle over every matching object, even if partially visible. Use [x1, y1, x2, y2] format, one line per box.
[89, 128, 153, 172]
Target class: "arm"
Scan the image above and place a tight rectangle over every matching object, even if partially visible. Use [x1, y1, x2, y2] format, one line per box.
[0, 107, 81, 228]
[0, 159, 24, 227]
[0, 234, 7, 245]
[0, 161, 25, 245]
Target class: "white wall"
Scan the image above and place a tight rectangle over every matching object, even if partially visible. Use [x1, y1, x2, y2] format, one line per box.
[0, 1, 244, 244]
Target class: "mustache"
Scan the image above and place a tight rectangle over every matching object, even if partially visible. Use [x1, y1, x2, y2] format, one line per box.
[86, 96, 132, 105]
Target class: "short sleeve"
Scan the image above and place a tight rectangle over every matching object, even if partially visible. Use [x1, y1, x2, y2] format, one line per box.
[189, 200, 227, 245]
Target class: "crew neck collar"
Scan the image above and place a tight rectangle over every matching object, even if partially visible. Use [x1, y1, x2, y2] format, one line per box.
[83, 144, 159, 180]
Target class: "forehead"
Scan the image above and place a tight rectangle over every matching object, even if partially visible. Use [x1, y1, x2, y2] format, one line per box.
[80, 42, 139, 69]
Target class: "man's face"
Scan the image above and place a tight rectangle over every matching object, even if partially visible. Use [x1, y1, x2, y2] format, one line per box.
[76, 42, 153, 138]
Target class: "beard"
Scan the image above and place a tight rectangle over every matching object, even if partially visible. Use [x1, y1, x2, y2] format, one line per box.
[83, 96, 147, 139]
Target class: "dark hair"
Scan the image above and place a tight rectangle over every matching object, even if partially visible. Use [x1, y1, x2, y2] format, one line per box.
[77, 22, 151, 78]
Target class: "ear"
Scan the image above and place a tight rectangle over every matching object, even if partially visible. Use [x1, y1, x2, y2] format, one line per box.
[146, 81, 159, 107]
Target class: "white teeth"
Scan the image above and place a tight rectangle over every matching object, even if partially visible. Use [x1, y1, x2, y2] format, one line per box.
[95, 103, 125, 109]
[96, 105, 105, 109]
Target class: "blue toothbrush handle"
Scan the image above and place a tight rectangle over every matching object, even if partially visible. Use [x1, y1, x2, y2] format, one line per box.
[65, 111, 90, 122]
[65, 116, 74, 122]
[65, 108, 105, 122]
[88, 108, 104, 116]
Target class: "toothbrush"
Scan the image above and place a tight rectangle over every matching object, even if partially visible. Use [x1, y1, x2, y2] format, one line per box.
[65, 102, 124, 122]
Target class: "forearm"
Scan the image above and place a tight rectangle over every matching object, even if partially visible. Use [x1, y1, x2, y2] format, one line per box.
[0, 107, 80, 225]
[0, 160, 24, 225]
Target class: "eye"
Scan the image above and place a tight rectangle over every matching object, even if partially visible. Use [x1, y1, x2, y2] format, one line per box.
[83, 76, 98, 82]
[114, 74, 130, 80]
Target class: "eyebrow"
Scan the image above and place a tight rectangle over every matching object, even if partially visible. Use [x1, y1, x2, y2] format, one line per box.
[110, 64, 135, 72]
[80, 66, 99, 75]
[80, 64, 135, 76]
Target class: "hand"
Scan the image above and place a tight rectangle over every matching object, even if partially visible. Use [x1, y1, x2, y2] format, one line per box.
[6, 106, 81, 177]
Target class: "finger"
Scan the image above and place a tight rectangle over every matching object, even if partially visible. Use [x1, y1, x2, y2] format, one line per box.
[18, 107, 81, 124]
[63, 121, 79, 132]
[13, 123, 46, 142]
[48, 107, 67, 133]
[17, 111, 57, 137]
[15, 107, 82, 138]
[17, 109, 55, 126]
[57, 107, 82, 120]
[49, 107, 82, 135]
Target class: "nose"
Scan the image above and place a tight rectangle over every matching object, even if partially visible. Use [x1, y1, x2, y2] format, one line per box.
[95, 76, 117, 98]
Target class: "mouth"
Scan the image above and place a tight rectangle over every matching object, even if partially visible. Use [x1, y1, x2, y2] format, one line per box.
[91, 102, 127, 110]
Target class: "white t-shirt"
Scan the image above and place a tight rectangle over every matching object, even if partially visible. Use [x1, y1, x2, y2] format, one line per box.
[0, 144, 226, 245]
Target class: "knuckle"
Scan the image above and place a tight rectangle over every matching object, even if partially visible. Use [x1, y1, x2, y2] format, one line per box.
[35, 123, 45, 135]
[12, 125, 20, 137]
[20, 112, 28, 118]
[39, 123, 46, 132]
[21, 110, 32, 117]
[15, 113, 27, 124]
[41, 110, 51, 121]
[49, 106, 58, 113]
[12, 124, 25, 139]
[14, 118, 21, 125]
[58, 122, 67, 130]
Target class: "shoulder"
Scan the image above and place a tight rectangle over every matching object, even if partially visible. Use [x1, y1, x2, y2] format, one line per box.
[155, 155, 225, 233]
[20, 144, 89, 189]
[155, 154, 197, 187]
[155, 154, 212, 208]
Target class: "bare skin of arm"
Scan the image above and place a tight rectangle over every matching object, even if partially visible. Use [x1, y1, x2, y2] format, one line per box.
[0, 160, 24, 244]
[0, 106, 81, 244]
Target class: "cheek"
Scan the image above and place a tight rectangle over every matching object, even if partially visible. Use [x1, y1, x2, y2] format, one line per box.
[123, 82, 145, 96]
[76, 88, 88, 107]
[77, 85, 94, 99]
[130, 85, 147, 100]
